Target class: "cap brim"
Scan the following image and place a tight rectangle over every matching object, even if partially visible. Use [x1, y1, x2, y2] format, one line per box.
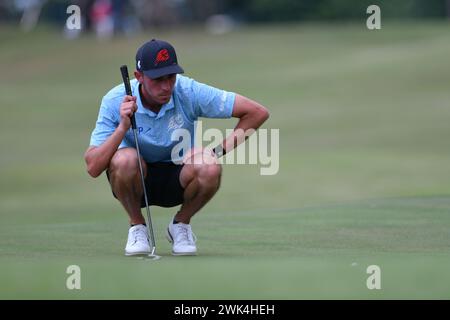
[143, 65, 184, 79]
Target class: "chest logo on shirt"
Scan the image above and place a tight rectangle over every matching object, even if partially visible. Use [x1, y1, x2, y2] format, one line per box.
[168, 114, 184, 130]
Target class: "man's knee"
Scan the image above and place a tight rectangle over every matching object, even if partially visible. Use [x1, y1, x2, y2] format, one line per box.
[195, 161, 222, 190]
[109, 148, 146, 179]
[180, 150, 222, 191]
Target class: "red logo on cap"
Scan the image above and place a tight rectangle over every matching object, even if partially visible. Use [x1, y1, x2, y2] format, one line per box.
[155, 49, 169, 64]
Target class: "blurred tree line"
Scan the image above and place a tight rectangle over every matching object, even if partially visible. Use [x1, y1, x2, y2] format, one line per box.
[1, 0, 449, 32]
[223, 0, 450, 22]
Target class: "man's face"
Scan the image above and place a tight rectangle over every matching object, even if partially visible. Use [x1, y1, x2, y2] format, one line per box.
[136, 72, 176, 105]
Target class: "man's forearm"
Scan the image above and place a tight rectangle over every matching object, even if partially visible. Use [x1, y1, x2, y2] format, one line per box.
[219, 110, 269, 156]
[85, 124, 128, 177]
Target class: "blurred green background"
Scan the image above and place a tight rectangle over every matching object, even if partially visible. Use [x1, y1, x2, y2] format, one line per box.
[0, 1, 450, 299]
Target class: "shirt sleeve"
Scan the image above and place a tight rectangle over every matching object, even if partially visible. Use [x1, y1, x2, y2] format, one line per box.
[191, 79, 236, 119]
[89, 98, 120, 147]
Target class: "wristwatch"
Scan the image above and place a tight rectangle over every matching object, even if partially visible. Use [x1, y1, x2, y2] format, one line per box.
[213, 145, 225, 158]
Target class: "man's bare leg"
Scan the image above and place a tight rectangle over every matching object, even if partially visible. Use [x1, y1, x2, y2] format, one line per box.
[175, 151, 222, 224]
[108, 148, 147, 225]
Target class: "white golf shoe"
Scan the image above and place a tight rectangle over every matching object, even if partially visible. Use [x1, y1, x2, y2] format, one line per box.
[125, 224, 151, 256]
[166, 220, 197, 256]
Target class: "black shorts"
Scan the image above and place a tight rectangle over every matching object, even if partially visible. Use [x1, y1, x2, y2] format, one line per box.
[107, 162, 185, 208]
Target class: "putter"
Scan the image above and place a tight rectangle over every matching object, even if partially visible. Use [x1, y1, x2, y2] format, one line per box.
[120, 65, 160, 260]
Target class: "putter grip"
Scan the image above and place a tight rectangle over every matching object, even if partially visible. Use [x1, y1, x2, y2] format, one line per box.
[120, 65, 137, 130]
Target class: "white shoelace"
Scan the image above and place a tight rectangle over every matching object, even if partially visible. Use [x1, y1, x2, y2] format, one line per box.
[131, 227, 148, 245]
[174, 224, 197, 245]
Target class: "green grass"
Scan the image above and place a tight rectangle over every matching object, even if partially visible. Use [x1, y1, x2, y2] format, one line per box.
[1, 21, 450, 299]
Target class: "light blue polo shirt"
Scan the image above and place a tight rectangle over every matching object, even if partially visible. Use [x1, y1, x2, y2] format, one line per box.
[89, 75, 235, 163]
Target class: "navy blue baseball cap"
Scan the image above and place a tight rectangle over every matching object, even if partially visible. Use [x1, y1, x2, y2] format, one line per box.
[135, 39, 184, 79]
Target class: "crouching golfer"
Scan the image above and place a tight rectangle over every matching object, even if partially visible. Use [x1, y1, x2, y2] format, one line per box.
[84, 39, 269, 256]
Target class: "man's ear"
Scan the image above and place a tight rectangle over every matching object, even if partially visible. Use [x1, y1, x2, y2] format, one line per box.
[134, 71, 143, 84]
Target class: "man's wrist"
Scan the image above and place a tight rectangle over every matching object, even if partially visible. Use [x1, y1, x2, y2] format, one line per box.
[117, 122, 129, 134]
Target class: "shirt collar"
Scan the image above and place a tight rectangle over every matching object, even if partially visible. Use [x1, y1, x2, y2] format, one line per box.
[134, 83, 174, 119]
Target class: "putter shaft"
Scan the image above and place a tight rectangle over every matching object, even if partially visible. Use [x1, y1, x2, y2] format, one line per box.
[133, 127, 156, 254]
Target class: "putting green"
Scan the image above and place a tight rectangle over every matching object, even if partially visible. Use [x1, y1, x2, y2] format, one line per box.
[1, 21, 450, 299]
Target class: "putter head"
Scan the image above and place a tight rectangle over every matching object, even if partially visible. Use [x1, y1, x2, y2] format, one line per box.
[147, 246, 161, 260]
[133, 247, 160, 260]
[135, 252, 161, 261]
